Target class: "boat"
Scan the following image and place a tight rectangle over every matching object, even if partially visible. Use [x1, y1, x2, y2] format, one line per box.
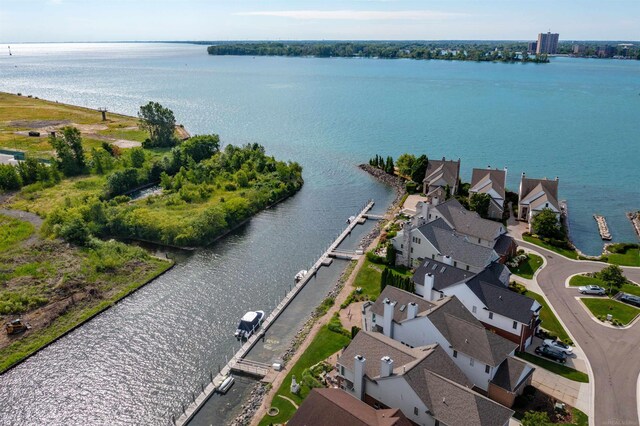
[234, 310, 265, 340]
[346, 215, 356, 224]
[217, 375, 235, 394]
[294, 270, 308, 283]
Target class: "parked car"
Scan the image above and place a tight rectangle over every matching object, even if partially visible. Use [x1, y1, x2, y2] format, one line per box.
[543, 339, 573, 355]
[578, 285, 606, 296]
[619, 294, 640, 308]
[535, 345, 567, 363]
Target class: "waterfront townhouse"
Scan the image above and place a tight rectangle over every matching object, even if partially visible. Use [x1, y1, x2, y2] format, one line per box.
[366, 288, 534, 407]
[422, 157, 461, 197]
[289, 388, 412, 426]
[336, 330, 514, 426]
[517, 173, 560, 225]
[469, 167, 508, 220]
[413, 260, 541, 350]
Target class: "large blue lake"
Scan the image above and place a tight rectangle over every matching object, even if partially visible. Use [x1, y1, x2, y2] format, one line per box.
[0, 43, 638, 425]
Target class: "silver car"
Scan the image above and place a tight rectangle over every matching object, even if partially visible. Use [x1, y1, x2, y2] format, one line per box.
[543, 339, 573, 355]
[578, 285, 605, 296]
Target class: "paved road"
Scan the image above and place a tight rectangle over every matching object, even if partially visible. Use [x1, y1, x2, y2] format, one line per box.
[518, 240, 640, 426]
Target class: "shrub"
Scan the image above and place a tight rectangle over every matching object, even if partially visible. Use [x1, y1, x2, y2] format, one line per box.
[328, 312, 349, 336]
[315, 297, 335, 316]
[0, 164, 22, 190]
[405, 181, 418, 194]
[366, 251, 386, 264]
[508, 281, 527, 295]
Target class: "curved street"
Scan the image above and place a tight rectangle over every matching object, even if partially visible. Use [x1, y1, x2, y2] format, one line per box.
[517, 240, 640, 426]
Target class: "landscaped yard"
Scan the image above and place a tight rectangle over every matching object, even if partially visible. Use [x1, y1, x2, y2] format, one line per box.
[580, 298, 640, 326]
[516, 351, 589, 383]
[524, 290, 571, 343]
[522, 235, 578, 260]
[510, 253, 543, 279]
[568, 274, 605, 287]
[258, 325, 351, 425]
[606, 248, 640, 267]
[352, 258, 412, 301]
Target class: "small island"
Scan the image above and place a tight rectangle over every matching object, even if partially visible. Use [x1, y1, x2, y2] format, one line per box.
[0, 92, 303, 371]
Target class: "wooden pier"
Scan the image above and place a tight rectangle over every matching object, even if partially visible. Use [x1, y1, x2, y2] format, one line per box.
[594, 214, 612, 240]
[174, 200, 376, 426]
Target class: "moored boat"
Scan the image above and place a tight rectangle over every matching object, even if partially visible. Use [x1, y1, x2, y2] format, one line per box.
[234, 310, 265, 340]
[217, 375, 235, 394]
[294, 270, 308, 283]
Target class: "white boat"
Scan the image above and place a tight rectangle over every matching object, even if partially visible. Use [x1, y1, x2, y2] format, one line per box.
[234, 310, 265, 340]
[294, 270, 308, 283]
[217, 375, 235, 394]
[346, 215, 356, 224]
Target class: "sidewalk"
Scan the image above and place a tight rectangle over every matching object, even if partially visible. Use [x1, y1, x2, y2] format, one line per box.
[530, 366, 591, 415]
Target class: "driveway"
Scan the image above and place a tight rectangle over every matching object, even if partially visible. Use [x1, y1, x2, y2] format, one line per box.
[516, 239, 640, 426]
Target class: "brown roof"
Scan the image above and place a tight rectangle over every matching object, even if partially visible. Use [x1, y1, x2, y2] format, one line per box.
[470, 168, 506, 200]
[288, 388, 412, 426]
[370, 286, 438, 323]
[519, 176, 559, 210]
[423, 158, 460, 189]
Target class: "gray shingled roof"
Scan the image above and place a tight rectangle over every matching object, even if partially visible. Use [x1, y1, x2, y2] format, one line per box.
[426, 297, 517, 367]
[289, 388, 413, 426]
[490, 357, 533, 393]
[470, 168, 506, 200]
[465, 277, 537, 324]
[370, 286, 437, 323]
[413, 258, 474, 291]
[493, 234, 515, 258]
[420, 371, 514, 426]
[417, 218, 497, 268]
[433, 198, 504, 242]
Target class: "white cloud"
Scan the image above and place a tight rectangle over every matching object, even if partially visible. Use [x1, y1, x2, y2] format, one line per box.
[235, 10, 464, 21]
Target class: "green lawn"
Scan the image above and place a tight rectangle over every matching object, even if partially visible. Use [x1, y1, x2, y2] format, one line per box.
[568, 274, 605, 287]
[516, 351, 589, 383]
[607, 248, 640, 267]
[259, 325, 351, 425]
[620, 283, 640, 297]
[353, 258, 412, 301]
[0, 215, 34, 250]
[509, 254, 543, 279]
[580, 298, 640, 325]
[524, 290, 571, 343]
[522, 235, 578, 260]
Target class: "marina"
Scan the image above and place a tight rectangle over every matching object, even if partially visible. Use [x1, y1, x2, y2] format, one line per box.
[174, 200, 376, 426]
[594, 214, 612, 240]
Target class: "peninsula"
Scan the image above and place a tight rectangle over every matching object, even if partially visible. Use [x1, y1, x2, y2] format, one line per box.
[0, 92, 303, 372]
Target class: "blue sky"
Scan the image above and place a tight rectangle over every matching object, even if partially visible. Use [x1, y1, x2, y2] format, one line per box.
[1, 0, 638, 42]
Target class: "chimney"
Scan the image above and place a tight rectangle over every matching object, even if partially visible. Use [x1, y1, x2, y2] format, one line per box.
[380, 356, 394, 378]
[400, 221, 412, 267]
[354, 355, 366, 400]
[555, 176, 559, 181]
[504, 167, 508, 186]
[421, 201, 431, 222]
[383, 299, 395, 338]
[443, 255, 453, 266]
[423, 273, 435, 300]
[407, 302, 418, 320]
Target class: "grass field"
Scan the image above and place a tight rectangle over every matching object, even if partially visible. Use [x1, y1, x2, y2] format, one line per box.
[607, 248, 640, 267]
[510, 253, 543, 279]
[516, 351, 589, 383]
[0, 214, 172, 373]
[580, 298, 640, 325]
[569, 274, 605, 287]
[352, 258, 412, 301]
[524, 289, 570, 343]
[0, 91, 148, 158]
[522, 235, 578, 260]
[258, 325, 351, 425]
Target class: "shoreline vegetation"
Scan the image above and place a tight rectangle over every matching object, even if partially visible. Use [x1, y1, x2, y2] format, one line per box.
[207, 41, 550, 63]
[0, 92, 303, 372]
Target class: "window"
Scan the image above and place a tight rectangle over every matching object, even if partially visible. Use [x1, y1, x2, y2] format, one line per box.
[513, 321, 518, 330]
[400, 244, 403, 249]
[470, 358, 474, 366]
[414, 407, 419, 416]
[432, 254, 435, 259]
[340, 365, 345, 375]
[453, 350, 458, 358]
[372, 313, 376, 323]
[485, 365, 490, 374]
[478, 238, 481, 244]
[410, 247, 414, 253]
[472, 306, 477, 314]
[466, 265, 470, 271]
[488, 312, 494, 320]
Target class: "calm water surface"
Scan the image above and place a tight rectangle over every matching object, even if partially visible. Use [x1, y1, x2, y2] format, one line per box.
[0, 43, 639, 424]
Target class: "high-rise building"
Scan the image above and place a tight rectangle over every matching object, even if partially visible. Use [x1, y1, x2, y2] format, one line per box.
[527, 42, 537, 53]
[536, 32, 559, 54]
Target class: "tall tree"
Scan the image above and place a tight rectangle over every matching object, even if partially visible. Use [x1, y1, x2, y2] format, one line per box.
[49, 126, 87, 176]
[138, 102, 177, 148]
[531, 208, 561, 238]
[469, 193, 491, 219]
[410, 155, 428, 185]
[396, 153, 416, 176]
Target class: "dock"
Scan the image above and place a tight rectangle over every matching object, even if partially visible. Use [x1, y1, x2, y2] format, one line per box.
[174, 200, 376, 426]
[594, 214, 612, 240]
[627, 211, 640, 239]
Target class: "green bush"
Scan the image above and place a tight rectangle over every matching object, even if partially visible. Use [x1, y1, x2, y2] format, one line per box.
[366, 251, 386, 264]
[315, 297, 335, 316]
[328, 312, 349, 336]
[405, 181, 417, 194]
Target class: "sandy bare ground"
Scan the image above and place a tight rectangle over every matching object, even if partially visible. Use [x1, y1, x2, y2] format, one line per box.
[10, 121, 142, 148]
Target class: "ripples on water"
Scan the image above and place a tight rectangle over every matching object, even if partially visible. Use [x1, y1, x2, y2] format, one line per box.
[0, 43, 639, 424]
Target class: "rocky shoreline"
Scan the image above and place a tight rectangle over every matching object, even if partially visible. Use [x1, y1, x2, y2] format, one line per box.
[358, 164, 406, 207]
